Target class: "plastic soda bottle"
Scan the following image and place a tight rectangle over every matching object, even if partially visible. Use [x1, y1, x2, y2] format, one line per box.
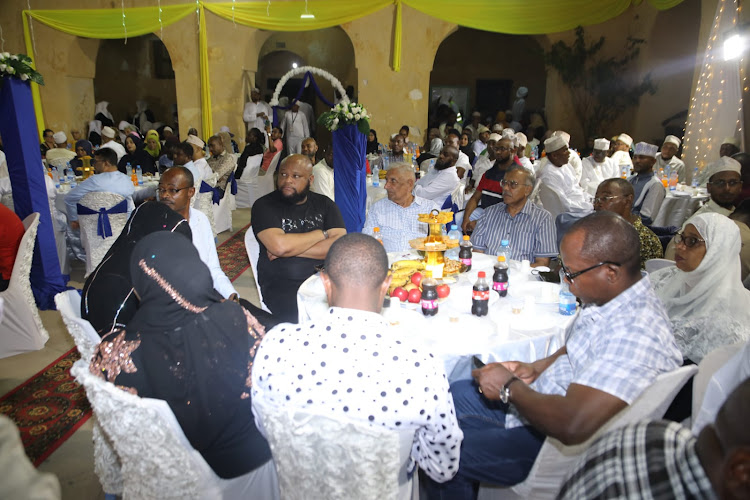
[471, 271, 490, 316]
[493, 256, 509, 297]
[372, 164, 380, 187]
[125, 162, 132, 176]
[420, 271, 438, 317]
[498, 239, 511, 263]
[559, 269, 577, 316]
[136, 165, 143, 185]
[51, 166, 59, 188]
[446, 225, 462, 259]
[459, 235, 473, 271]
[372, 227, 383, 244]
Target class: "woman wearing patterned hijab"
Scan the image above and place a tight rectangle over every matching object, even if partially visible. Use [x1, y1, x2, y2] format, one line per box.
[89, 231, 275, 484]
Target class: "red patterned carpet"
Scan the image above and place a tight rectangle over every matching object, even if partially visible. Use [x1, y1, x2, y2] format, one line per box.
[218, 222, 251, 282]
[0, 348, 91, 466]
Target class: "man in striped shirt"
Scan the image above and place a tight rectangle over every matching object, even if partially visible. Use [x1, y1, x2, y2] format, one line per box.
[470, 165, 557, 267]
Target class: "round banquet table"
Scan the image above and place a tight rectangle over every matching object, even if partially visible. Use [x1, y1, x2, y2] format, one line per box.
[651, 190, 709, 228]
[296, 251, 576, 382]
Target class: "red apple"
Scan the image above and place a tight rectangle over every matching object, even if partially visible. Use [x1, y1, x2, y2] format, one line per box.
[408, 288, 422, 303]
[411, 272, 423, 287]
[391, 287, 409, 302]
[436, 284, 451, 298]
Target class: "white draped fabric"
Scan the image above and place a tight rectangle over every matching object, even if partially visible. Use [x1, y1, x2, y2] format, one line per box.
[682, 0, 744, 183]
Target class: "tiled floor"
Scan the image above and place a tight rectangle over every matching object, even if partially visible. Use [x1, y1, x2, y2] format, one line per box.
[0, 207, 259, 499]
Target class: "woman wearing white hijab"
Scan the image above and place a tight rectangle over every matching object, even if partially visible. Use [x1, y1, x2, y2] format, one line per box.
[650, 212, 750, 363]
[94, 101, 114, 128]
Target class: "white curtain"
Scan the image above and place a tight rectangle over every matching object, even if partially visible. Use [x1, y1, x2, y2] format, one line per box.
[683, 0, 744, 183]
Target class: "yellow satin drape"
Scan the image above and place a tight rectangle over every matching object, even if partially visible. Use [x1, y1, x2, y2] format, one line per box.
[21, 0, 684, 139]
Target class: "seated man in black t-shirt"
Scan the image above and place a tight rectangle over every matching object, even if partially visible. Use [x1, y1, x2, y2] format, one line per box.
[251, 154, 346, 322]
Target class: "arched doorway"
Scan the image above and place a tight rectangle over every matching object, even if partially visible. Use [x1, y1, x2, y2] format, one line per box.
[256, 27, 356, 147]
[429, 28, 546, 134]
[93, 34, 178, 133]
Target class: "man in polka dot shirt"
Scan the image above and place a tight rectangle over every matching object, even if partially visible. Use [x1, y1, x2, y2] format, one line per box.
[252, 233, 463, 485]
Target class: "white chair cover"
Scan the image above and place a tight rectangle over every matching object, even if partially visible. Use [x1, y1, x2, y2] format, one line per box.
[691, 342, 741, 426]
[0, 213, 49, 359]
[54, 290, 123, 496]
[477, 365, 698, 500]
[70, 359, 279, 500]
[253, 397, 417, 500]
[195, 174, 219, 237]
[77, 192, 128, 277]
[536, 183, 566, 221]
[244, 228, 270, 313]
[645, 258, 676, 275]
[235, 154, 266, 209]
[212, 176, 235, 234]
[1, 192, 13, 211]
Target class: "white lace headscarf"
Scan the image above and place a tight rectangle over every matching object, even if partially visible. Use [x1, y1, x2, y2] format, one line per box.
[95, 101, 113, 122]
[651, 212, 750, 362]
[429, 138, 443, 155]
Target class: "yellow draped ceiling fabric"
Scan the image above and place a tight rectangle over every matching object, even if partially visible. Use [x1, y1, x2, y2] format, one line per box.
[21, 0, 684, 138]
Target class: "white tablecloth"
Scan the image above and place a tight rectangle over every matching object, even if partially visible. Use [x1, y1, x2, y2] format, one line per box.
[296, 252, 575, 381]
[366, 180, 387, 214]
[652, 190, 708, 228]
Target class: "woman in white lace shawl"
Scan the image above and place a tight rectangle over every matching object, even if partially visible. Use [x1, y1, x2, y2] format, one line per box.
[651, 212, 750, 363]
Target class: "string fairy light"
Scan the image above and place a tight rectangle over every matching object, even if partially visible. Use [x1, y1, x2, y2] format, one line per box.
[158, 0, 163, 39]
[196, 0, 200, 33]
[27, 0, 38, 56]
[232, 0, 236, 27]
[121, 0, 128, 43]
[267, 0, 271, 16]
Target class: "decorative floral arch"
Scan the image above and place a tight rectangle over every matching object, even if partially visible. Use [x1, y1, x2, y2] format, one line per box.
[268, 66, 348, 107]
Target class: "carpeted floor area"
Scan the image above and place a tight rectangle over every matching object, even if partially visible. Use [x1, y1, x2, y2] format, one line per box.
[217, 222, 251, 282]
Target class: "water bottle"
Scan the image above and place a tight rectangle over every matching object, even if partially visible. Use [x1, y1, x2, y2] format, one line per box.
[446, 225, 462, 259]
[420, 271, 438, 317]
[382, 154, 390, 171]
[531, 145, 538, 162]
[471, 271, 490, 317]
[66, 162, 74, 183]
[372, 164, 380, 187]
[372, 227, 383, 244]
[498, 239, 511, 264]
[459, 235, 473, 270]
[492, 256, 509, 297]
[126, 162, 132, 176]
[69, 169, 77, 188]
[136, 164, 143, 185]
[692, 166, 699, 188]
[559, 269, 577, 316]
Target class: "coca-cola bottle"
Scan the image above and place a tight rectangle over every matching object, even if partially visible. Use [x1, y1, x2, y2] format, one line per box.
[472, 271, 490, 316]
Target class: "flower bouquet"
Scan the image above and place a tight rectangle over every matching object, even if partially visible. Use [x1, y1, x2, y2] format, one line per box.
[318, 101, 370, 135]
[0, 53, 44, 86]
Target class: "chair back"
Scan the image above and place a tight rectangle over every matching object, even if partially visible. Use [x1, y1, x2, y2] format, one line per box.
[537, 182, 565, 220]
[70, 359, 223, 499]
[239, 154, 263, 181]
[0, 213, 50, 358]
[1, 192, 13, 211]
[692, 343, 742, 424]
[196, 176, 218, 236]
[54, 290, 102, 361]
[253, 397, 416, 500]
[213, 174, 235, 234]
[645, 258, 676, 274]
[77, 192, 128, 277]
[244, 229, 270, 312]
[479, 365, 698, 500]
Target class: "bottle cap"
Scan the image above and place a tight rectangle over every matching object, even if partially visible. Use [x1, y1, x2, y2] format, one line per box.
[463, 235, 470, 241]
[451, 224, 457, 230]
[478, 271, 486, 278]
[373, 227, 380, 233]
[497, 256, 506, 262]
[501, 239, 509, 246]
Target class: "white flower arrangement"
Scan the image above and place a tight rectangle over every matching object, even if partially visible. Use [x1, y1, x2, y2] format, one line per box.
[318, 100, 371, 134]
[269, 66, 348, 107]
[0, 52, 44, 86]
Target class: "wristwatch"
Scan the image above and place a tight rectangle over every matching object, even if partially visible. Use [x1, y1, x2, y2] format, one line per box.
[500, 376, 521, 404]
[322, 229, 329, 239]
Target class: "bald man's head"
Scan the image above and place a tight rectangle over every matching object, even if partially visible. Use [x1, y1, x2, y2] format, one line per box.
[567, 211, 641, 278]
[277, 154, 314, 204]
[301, 137, 318, 161]
[324, 233, 389, 290]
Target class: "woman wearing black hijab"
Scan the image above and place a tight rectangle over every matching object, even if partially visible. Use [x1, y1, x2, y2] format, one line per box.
[236, 127, 265, 179]
[81, 202, 192, 334]
[366, 129, 380, 155]
[89, 231, 274, 483]
[118, 134, 156, 175]
[70, 139, 94, 173]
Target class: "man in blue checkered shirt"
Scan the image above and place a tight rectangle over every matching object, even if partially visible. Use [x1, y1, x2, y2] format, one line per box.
[425, 211, 682, 500]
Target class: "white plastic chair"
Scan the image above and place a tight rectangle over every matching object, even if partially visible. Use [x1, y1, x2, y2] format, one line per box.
[54, 290, 123, 497]
[244, 228, 270, 313]
[196, 175, 219, 237]
[236, 154, 264, 209]
[536, 182, 566, 221]
[477, 365, 698, 500]
[253, 397, 417, 500]
[77, 192, 129, 277]
[212, 176, 235, 234]
[0, 213, 49, 359]
[70, 359, 279, 500]
[691, 342, 741, 425]
[645, 258, 676, 274]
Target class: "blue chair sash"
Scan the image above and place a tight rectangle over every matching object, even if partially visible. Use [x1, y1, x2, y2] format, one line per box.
[199, 180, 222, 205]
[228, 171, 238, 196]
[76, 199, 128, 238]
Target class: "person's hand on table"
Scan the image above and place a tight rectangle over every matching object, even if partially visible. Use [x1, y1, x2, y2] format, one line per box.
[472, 363, 520, 400]
[70, 221, 79, 230]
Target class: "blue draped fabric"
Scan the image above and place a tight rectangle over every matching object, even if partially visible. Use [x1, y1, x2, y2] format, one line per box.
[333, 124, 367, 233]
[76, 199, 128, 238]
[228, 171, 238, 195]
[0, 77, 67, 309]
[199, 180, 221, 204]
[271, 71, 336, 128]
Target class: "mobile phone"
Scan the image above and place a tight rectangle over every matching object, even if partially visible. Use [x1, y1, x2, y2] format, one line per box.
[472, 355, 485, 369]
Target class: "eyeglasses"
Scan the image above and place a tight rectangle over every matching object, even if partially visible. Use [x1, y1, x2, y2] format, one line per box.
[495, 146, 513, 152]
[561, 261, 621, 282]
[707, 179, 742, 189]
[500, 180, 531, 189]
[157, 187, 190, 196]
[674, 232, 705, 248]
[593, 195, 621, 204]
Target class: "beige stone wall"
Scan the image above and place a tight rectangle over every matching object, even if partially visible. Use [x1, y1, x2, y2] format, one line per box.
[1, 0, 707, 150]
